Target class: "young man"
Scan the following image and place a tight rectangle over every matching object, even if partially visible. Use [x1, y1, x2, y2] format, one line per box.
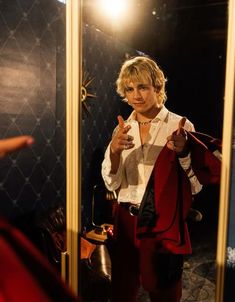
[101, 56, 210, 302]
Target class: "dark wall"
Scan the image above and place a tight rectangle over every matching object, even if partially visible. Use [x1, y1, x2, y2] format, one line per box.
[81, 24, 137, 228]
[158, 2, 227, 139]
[155, 4, 227, 241]
[0, 0, 66, 221]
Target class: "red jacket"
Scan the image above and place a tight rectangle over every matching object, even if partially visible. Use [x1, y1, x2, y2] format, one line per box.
[0, 219, 79, 302]
[137, 131, 221, 254]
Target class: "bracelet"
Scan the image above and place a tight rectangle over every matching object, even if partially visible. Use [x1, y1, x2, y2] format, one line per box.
[186, 168, 195, 179]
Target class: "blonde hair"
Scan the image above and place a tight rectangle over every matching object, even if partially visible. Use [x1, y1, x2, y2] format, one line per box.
[116, 56, 167, 104]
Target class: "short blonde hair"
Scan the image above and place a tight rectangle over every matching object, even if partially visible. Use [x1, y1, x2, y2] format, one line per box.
[116, 56, 167, 104]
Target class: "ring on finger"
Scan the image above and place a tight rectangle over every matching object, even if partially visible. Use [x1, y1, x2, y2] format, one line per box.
[124, 144, 128, 150]
[127, 135, 132, 142]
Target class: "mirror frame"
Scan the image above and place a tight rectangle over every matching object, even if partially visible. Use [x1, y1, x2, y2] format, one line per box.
[62, 0, 82, 295]
[216, 0, 235, 301]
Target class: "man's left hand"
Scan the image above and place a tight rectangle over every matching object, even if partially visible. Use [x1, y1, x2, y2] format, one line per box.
[167, 117, 189, 157]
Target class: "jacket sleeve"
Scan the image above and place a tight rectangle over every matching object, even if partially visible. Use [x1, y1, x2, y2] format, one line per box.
[187, 132, 221, 185]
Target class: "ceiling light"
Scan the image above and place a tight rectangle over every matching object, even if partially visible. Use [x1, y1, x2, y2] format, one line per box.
[99, 0, 126, 19]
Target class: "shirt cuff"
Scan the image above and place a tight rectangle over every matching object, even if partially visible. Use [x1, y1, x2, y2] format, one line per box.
[178, 152, 191, 171]
[102, 145, 123, 189]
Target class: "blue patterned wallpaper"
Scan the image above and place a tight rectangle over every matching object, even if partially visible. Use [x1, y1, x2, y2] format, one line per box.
[81, 24, 138, 228]
[0, 0, 66, 220]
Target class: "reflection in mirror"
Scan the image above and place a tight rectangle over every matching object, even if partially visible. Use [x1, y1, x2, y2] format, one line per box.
[81, 0, 228, 301]
[0, 0, 67, 273]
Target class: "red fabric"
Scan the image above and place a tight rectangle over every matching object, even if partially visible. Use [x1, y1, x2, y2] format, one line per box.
[0, 238, 51, 302]
[0, 219, 78, 302]
[188, 131, 221, 185]
[111, 205, 183, 301]
[137, 146, 192, 253]
[110, 205, 140, 302]
[137, 131, 221, 254]
[110, 131, 221, 301]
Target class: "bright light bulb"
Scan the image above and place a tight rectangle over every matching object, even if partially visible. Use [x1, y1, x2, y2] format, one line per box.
[100, 0, 126, 19]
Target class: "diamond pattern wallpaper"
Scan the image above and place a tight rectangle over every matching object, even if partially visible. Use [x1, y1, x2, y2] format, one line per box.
[81, 24, 139, 228]
[0, 0, 66, 220]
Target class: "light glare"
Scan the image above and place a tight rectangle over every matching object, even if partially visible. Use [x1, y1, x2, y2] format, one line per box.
[100, 0, 126, 19]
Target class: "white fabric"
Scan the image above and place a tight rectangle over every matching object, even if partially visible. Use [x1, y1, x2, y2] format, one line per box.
[101, 106, 202, 204]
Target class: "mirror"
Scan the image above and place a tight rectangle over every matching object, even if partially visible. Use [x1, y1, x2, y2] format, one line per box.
[1, 0, 233, 300]
[80, 0, 228, 301]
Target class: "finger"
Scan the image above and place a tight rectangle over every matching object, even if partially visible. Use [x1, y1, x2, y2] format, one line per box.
[0, 136, 34, 158]
[117, 116, 131, 135]
[119, 136, 134, 146]
[177, 117, 186, 135]
[126, 134, 134, 142]
[122, 143, 135, 151]
[166, 140, 174, 151]
[122, 125, 131, 134]
[117, 115, 125, 129]
[167, 134, 173, 141]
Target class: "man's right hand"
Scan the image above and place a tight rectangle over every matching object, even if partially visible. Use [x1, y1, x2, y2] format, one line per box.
[110, 115, 134, 155]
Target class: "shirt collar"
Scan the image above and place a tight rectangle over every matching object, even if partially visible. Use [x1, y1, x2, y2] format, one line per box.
[127, 105, 169, 123]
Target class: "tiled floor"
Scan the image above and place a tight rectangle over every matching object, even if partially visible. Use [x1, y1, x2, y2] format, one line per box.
[181, 219, 217, 302]
[137, 225, 217, 302]
[181, 244, 215, 302]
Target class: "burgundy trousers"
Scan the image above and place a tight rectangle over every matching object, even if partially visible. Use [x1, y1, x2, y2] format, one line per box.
[109, 204, 183, 302]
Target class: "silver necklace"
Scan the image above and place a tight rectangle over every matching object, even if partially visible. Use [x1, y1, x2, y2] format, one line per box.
[138, 119, 152, 125]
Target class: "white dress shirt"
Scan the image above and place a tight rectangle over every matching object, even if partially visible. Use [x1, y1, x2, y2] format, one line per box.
[101, 106, 202, 205]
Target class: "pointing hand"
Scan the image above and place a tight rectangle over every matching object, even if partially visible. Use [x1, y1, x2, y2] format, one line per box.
[110, 115, 134, 154]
